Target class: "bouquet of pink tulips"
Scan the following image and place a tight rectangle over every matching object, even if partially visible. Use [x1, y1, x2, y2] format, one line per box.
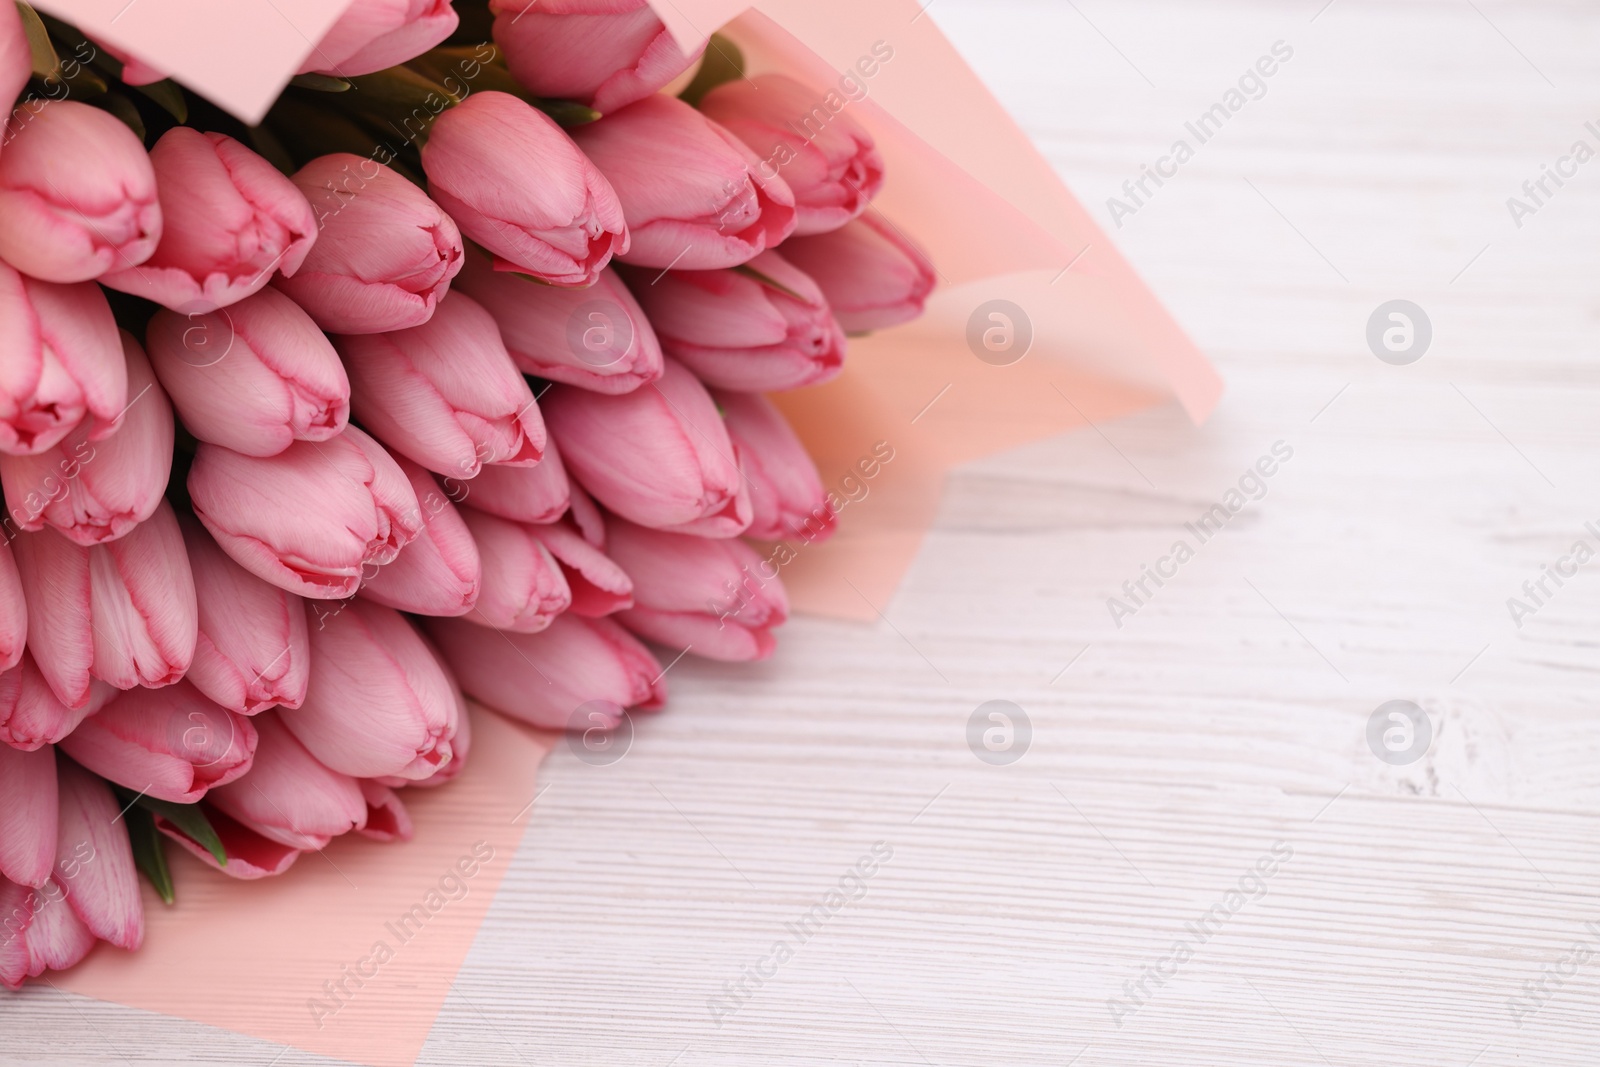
[0, 0, 934, 988]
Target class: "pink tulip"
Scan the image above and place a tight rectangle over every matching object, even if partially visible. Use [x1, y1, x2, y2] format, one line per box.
[454, 437, 571, 526]
[206, 713, 366, 850]
[458, 508, 571, 633]
[337, 290, 545, 479]
[422, 92, 627, 287]
[0, 2, 28, 129]
[101, 128, 317, 314]
[0, 264, 126, 456]
[59, 681, 257, 804]
[543, 357, 750, 537]
[0, 654, 116, 751]
[300, 0, 459, 77]
[571, 94, 796, 270]
[490, 0, 702, 116]
[359, 456, 481, 616]
[456, 255, 662, 394]
[159, 807, 299, 880]
[607, 517, 788, 661]
[624, 251, 845, 391]
[13, 502, 197, 708]
[529, 519, 632, 616]
[776, 214, 936, 333]
[0, 331, 173, 545]
[380, 692, 471, 790]
[428, 613, 663, 731]
[146, 287, 349, 457]
[0, 745, 55, 888]
[275, 154, 464, 334]
[52, 759, 142, 951]
[188, 424, 422, 600]
[0, 100, 160, 282]
[182, 514, 311, 715]
[0, 538, 21, 674]
[356, 780, 414, 841]
[717, 389, 836, 543]
[0, 877, 96, 989]
[278, 599, 457, 781]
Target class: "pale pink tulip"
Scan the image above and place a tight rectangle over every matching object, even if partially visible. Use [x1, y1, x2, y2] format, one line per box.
[0, 264, 125, 455]
[543, 357, 750, 536]
[59, 681, 257, 804]
[13, 502, 197, 708]
[700, 74, 885, 236]
[455, 437, 570, 526]
[300, 0, 459, 77]
[529, 519, 632, 616]
[776, 214, 936, 333]
[188, 424, 422, 600]
[206, 713, 366, 850]
[337, 290, 545, 478]
[490, 0, 702, 115]
[458, 508, 571, 633]
[624, 251, 845, 391]
[356, 780, 414, 841]
[379, 691, 471, 790]
[278, 600, 457, 781]
[572, 94, 796, 270]
[182, 514, 311, 715]
[0, 100, 160, 282]
[456, 255, 662, 394]
[276, 154, 464, 334]
[717, 389, 836, 542]
[422, 92, 627, 287]
[0, 331, 173, 545]
[101, 128, 317, 314]
[53, 759, 141, 951]
[607, 517, 788, 661]
[0, 745, 55, 888]
[147, 287, 349, 457]
[359, 456, 481, 617]
[428, 613, 663, 731]
[0, 2, 28, 130]
[0, 877, 96, 989]
[0, 654, 115, 750]
[159, 807, 299, 879]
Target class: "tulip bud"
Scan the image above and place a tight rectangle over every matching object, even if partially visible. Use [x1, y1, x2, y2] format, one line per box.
[490, 0, 702, 115]
[428, 613, 663, 731]
[59, 681, 258, 804]
[182, 514, 311, 715]
[53, 759, 142, 951]
[380, 690, 471, 790]
[717, 390, 836, 542]
[774, 214, 936, 333]
[276, 154, 464, 334]
[336, 290, 545, 479]
[572, 94, 796, 270]
[278, 599, 457, 781]
[159, 806, 299, 879]
[300, 0, 460, 78]
[188, 424, 422, 600]
[101, 128, 317, 314]
[607, 517, 789, 661]
[206, 713, 366, 850]
[458, 508, 571, 633]
[624, 251, 845, 391]
[456, 255, 662, 394]
[543, 357, 750, 537]
[0, 654, 116, 750]
[0, 3, 28, 129]
[529, 519, 632, 616]
[700, 74, 885, 236]
[0, 100, 161, 282]
[422, 92, 627, 288]
[0, 875, 96, 989]
[0, 264, 126, 455]
[13, 501, 198, 708]
[0, 331, 174, 546]
[455, 436, 570, 526]
[356, 780, 414, 841]
[147, 287, 349, 457]
[359, 456, 481, 617]
[0, 745, 56, 888]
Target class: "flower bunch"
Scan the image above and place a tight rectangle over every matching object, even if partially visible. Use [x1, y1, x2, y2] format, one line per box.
[0, 0, 934, 987]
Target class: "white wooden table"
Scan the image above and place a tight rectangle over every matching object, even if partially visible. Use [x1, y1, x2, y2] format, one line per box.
[8, 0, 1600, 1062]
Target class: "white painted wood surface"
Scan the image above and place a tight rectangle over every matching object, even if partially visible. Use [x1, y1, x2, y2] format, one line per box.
[7, 0, 1600, 1062]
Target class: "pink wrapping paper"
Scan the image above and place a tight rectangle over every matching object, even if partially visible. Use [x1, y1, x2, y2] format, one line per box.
[33, 1, 1221, 1062]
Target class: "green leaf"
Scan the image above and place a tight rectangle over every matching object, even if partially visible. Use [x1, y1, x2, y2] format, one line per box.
[130, 79, 187, 123]
[136, 796, 226, 867]
[290, 72, 352, 93]
[94, 92, 145, 141]
[14, 3, 57, 80]
[344, 65, 460, 109]
[530, 98, 600, 127]
[123, 805, 174, 905]
[678, 34, 744, 108]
